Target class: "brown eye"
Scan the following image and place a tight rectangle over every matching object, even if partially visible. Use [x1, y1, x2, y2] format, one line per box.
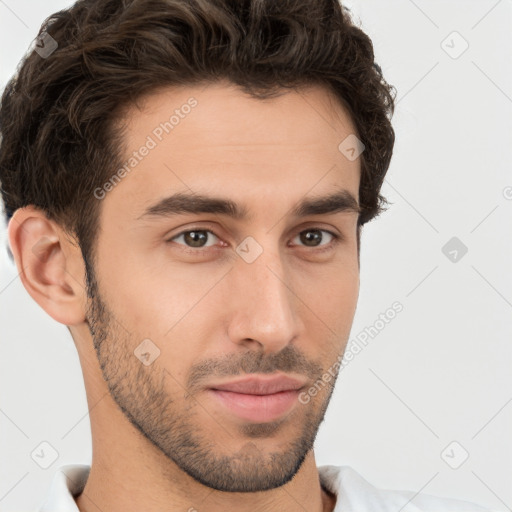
[292, 229, 338, 248]
[168, 229, 220, 249]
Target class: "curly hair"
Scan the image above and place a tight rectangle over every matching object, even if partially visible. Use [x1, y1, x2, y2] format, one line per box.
[0, 0, 396, 274]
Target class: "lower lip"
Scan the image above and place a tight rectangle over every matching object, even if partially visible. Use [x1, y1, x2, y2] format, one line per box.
[208, 389, 301, 423]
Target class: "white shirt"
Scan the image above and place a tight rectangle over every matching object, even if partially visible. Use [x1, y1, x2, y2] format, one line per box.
[38, 463, 495, 511]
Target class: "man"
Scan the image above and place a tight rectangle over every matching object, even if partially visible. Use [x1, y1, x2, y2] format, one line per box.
[0, 0, 496, 510]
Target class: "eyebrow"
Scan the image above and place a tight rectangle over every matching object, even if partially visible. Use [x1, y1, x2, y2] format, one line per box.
[136, 189, 361, 221]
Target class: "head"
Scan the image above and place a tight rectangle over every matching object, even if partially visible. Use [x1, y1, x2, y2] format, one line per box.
[1, 0, 395, 494]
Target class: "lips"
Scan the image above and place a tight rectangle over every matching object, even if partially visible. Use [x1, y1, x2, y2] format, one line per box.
[207, 374, 307, 423]
[209, 374, 307, 395]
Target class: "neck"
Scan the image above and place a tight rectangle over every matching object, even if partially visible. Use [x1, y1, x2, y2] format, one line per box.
[75, 444, 334, 512]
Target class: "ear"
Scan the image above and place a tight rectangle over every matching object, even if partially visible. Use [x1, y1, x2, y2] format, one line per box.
[7, 206, 88, 326]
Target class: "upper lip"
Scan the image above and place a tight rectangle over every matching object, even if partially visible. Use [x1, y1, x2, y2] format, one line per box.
[209, 374, 307, 395]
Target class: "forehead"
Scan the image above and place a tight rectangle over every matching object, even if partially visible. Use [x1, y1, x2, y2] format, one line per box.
[102, 81, 361, 225]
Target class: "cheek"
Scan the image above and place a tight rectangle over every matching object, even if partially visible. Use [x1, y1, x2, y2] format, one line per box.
[298, 253, 359, 308]
[298, 263, 359, 352]
[98, 242, 207, 332]
[101, 261, 222, 376]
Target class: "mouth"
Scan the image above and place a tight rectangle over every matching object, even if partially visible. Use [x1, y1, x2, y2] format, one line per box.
[207, 374, 307, 423]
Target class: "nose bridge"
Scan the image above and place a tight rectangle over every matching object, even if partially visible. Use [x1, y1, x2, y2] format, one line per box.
[228, 237, 300, 351]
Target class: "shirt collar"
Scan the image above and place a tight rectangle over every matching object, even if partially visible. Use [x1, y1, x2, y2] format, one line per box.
[38, 464, 90, 512]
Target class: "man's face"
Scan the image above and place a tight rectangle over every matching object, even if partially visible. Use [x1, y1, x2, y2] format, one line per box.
[84, 81, 361, 492]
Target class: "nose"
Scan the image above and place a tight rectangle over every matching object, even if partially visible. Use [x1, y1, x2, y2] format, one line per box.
[226, 243, 301, 354]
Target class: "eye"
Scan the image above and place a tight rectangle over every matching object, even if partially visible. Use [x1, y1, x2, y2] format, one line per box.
[290, 228, 340, 249]
[167, 228, 221, 249]
[166, 226, 341, 254]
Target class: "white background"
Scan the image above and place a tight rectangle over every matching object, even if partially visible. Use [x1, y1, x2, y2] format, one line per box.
[1, 0, 511, 510]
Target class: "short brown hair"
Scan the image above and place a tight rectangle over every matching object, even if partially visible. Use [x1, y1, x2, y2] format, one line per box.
[0, 0, 396, 278]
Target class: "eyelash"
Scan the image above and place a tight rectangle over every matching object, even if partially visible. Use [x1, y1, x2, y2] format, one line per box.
[166, 227, 341, 254]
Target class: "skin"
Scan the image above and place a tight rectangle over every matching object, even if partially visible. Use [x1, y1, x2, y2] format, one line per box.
[8, 80, 362, 512]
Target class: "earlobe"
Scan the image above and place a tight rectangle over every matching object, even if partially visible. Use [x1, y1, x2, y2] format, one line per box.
[7, 206, 87, 326]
